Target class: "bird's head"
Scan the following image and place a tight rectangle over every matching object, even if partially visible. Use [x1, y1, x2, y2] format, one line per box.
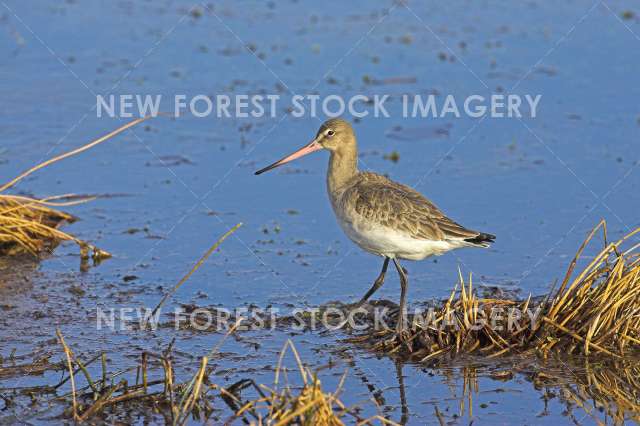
[254, 118, 355, 175]
[314, 118, 355, 152]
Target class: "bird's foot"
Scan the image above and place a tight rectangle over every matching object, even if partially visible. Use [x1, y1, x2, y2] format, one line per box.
[395, 322, 413, 352]
[382, 329, 412, 352]
[397, 325, 411, 339]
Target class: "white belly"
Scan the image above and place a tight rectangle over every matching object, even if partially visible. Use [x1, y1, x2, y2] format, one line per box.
[337, 216, 458, 261]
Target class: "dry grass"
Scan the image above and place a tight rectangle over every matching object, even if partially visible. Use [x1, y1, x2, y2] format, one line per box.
[4, 220, 640, 423]
[351, 220, 640, 360]
[149, 222, 243, 320]
[233, 340, 350, 426]
[43, 334, 391, 425]
[46, 325, 241, 424]
[37, 228, 373, 425]
[0, 194, 81, 257]
[57, 226, 243, 424]
[0, 116, 151, 260]
[6, 336, 638, 424]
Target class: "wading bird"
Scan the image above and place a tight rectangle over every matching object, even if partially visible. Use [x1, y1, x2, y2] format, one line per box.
[255, 119, 494, 337]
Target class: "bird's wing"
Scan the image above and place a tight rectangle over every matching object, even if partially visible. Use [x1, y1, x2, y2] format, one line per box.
[342, 172, 481, 241]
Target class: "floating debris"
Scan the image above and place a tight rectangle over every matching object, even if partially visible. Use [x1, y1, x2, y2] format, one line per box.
[383, 151, 400, 163]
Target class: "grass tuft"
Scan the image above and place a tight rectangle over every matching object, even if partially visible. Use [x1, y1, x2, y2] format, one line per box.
[233, 340, 352, 426]
[0, 116, 152, 260]
[351, 220, 640, 360]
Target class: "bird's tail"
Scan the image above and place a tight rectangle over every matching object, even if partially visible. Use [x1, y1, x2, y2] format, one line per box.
[463, 232, 496, 248]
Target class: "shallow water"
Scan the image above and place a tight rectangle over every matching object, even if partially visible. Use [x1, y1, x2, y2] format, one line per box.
[1, 0, 639, 424]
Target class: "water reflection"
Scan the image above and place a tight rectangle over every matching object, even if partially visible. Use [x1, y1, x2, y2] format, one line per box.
[386, 355, 640, 425]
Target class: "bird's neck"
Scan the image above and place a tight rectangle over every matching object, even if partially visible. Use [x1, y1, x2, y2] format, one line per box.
[327, 145, 358, 194]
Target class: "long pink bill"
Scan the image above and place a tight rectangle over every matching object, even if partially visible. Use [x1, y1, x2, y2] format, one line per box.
[254, 139, 322, 175]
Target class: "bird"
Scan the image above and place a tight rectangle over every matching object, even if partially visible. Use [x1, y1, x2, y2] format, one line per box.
[255, 118, 494, 337]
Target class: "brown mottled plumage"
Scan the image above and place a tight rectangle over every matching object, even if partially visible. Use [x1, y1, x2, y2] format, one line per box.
[340, 171, 488, 243]
[255, 118, 495, 336]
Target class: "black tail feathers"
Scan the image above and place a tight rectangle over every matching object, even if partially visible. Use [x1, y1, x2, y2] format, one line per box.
[464, 232, 496, 247]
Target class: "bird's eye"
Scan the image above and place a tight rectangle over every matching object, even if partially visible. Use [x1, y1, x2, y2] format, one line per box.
[327, 130, 335, 137]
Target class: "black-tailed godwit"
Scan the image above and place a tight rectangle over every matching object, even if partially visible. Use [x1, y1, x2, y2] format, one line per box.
[255, 118, 495, 336]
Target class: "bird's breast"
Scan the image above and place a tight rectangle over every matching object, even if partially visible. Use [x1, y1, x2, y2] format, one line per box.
[328, 193, 452, 260]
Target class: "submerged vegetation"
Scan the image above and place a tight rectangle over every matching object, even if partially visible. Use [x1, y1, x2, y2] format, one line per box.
[0, 117, 151, 261]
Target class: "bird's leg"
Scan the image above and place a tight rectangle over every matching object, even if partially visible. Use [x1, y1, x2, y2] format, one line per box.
[393, 258, 409, 336]
[353, 257, 390, 308]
